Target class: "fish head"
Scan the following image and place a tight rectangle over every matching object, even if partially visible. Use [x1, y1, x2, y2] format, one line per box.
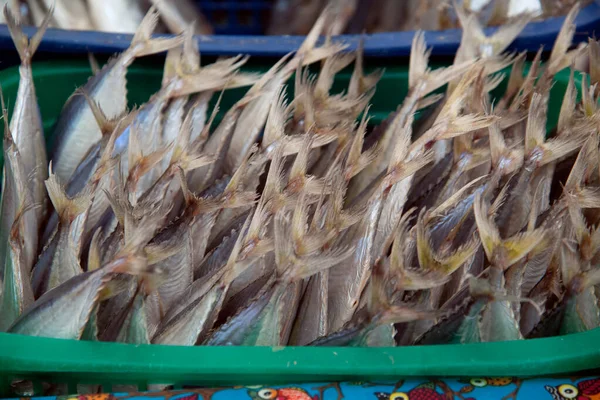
[248, 388, 278, 399]
[373, 392, 409, 400]
[545, 384, 581, 400]
[468, 378, 489, 387]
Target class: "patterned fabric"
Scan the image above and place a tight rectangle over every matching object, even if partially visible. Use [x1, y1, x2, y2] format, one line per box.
[7, 377, 600, 400]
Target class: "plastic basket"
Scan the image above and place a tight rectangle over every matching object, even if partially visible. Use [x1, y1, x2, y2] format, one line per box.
[0, 59, 598, 397]
[0, 2, 598, 57]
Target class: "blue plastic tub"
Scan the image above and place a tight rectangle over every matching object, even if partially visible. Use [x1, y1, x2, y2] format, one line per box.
[0, 2, 597, 57]
[197, 0, 271, 35]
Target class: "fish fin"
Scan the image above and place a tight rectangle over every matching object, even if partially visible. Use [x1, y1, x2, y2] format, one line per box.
[527, 177, 546, 232]
[581, 74, 599, 117]
[88, 52, 100, 75]
[409, 31, 431, 90]
[567, 187, 600, 209]
[565, 134, 599, 191]
[440, 236, 481, 274]
[474, 191, 501, 262]
[487, 13, 531, 56]
[437, 114, 498, 139]
[221, 212, 254, 284]
[502, 228, 547, 267]
[384, 150, 435, 190]
[488, 121, 509, 168]
[567, 200, 589, 246]
[315, 52, 355, 98]
[76, 87, 126, 137]
[88, 228, 103, 271]
[417, 93, 444, 110]
[345, 112, 370, 175]
[262, 84, 288, 147]
[348, 37, 365, 98]
[289, 134, 314, 188]
[291, 8, 347, 68]
[560, 242, 581, 286]
[510, 49, 543, 111]
[162, 45, 182, 85]
[4, 2, 52, 64]
[502, 52, 526, 102]
[262, 142, 287, 202]
[387, 113, 414, 169]
[548, 3, 580, 74]
[525, 92, 547, 153]
[431, 175, 486, 217]
[349, 38, 383, 98]
[417, 209, 480, 276]
[176, 57, 258, 96]
[45, 167, 93, 222]
[558, 67, 577, 133]
[129, 6, 185, 58]
[127, 142, 173, 189]
[107, 254, 161, 277]
[484, 72, 505, 93]
[539, 135, 587, 166]
[198, 87, 224, 144]
[180, 153, 214, 173]
[424, 59, 475, 96]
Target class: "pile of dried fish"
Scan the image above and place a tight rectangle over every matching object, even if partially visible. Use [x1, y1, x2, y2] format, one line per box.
[1, 0, 589, 36]
[268, 0, 588, 35]
[1, 3, 600, 348]
[0, 0, 213, 34]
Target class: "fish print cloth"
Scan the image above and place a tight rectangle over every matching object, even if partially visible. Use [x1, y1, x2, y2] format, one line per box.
[6, 377, 600, 400]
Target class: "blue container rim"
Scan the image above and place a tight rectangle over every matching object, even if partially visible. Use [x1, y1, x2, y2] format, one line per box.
[0, 2, 597, 57]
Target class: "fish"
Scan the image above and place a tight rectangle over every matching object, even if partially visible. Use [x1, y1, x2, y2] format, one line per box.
[3, 2, 600, 351]
[9, 254, 157, 339]
[51, 6, 184, 184]
[86, 0, 147, 34]
[4, 6, 52, 229]
[148, 0, 213, 35]
[30, 169, 93, 297]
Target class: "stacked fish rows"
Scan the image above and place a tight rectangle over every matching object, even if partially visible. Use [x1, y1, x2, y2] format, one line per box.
[1, 0, 586, 36]
[0, 3, 599, 348]
[0, 0, 213, 35]
[267, 0, 585, 35]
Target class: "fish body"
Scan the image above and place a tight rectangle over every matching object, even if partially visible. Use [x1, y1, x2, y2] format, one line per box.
[51, 8, 183, 183]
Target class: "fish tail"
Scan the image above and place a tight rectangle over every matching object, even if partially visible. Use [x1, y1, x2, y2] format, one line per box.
[75, 88, 113, 136]
[87, 228, 103, 271]
[127, 143, 173, 188]
[174, 55, 259, 97]
[107, 253, 163, 277]
[128, 6, 184, 59]
[548, 2, 580, 74]
[45, 167, 93, 222]
[4, 3, 53, 65]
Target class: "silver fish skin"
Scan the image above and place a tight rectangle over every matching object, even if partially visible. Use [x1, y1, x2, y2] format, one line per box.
[30, 172, 92, 297]
[0, 124, 39, 281]
[9, 255, 149, 339]
[327, 193, 382, 333]
[0, 209, 35, 331]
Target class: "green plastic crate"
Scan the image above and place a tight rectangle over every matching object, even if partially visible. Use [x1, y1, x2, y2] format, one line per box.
[0, 60, 598, 397]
